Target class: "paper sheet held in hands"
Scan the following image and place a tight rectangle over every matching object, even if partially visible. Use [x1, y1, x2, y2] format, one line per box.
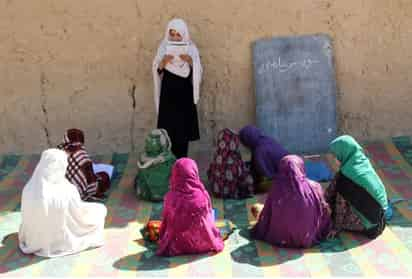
[166, 44, 189, 62]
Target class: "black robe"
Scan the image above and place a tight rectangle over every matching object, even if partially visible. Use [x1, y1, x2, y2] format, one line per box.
[157, 69, 200, 156]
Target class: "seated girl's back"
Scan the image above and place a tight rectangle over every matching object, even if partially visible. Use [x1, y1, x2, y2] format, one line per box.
[157, 158, 224, 256]
[251, 155, 331, 248]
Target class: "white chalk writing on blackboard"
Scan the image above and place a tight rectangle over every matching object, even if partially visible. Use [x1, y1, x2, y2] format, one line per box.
[258, 57, 320, 75]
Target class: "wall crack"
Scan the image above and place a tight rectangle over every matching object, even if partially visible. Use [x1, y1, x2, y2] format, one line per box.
[128, 83, 137, 152]
[40, 72, 52, 147]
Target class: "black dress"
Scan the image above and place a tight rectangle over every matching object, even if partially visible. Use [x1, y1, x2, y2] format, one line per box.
[157, 69, 200, 158]
[326, 172, 386, 239]
[334, 172, 386, 239]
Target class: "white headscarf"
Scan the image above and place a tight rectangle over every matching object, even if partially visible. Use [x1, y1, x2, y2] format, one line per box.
[19, 148, 107, 258]
[153, 18, 203, 114]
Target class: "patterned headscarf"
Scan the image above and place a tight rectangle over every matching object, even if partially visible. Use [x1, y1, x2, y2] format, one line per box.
[57, 128, 85, 153]
[57, 128, 97, 200]
[207, 128, 254, 199]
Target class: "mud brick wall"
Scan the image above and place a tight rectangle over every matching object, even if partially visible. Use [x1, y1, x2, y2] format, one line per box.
[1, 0, 411, 154]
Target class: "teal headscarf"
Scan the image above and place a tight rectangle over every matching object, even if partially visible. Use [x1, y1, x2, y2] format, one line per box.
[329, 135, 388, 211]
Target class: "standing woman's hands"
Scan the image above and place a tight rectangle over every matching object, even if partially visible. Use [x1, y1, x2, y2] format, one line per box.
[179, 54, 193, 66]
[159, 55, 174, 70]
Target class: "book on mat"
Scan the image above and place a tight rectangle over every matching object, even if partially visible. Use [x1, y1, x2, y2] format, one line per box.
[92, 163, 114, 180]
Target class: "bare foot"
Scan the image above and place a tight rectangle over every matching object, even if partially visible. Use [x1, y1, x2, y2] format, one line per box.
[251, 203, 264, 219]
[327, 229, 339, 240]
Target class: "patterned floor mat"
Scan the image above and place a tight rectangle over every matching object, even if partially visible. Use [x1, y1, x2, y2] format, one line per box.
[0, 138, 411, 277]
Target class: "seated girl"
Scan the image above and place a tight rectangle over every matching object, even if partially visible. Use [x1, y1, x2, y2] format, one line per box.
[58, 128, 111, 201]
[325, 135, 388, 239]
[251, 155, 332, 248]
[157, 158, 224, 256]
[207, 128, 254, 199]
[19, 149, 107, 257]
[239, 125, 289, 192]
[135, 129, 176, 201]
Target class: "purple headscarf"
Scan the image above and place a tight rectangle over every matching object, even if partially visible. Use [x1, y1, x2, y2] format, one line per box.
[251, 155, 332, 248]
[239, 125, 289, 178]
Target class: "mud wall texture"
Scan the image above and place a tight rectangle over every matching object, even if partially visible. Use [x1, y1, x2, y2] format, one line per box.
[1, 0, 411, 154]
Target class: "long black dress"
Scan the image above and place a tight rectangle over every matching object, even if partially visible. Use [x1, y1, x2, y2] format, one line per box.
[157, 68, 200, 158]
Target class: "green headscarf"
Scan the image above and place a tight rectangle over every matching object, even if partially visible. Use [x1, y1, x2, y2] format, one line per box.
[329, 135, 388, 211]
[135, 129, 176, 201]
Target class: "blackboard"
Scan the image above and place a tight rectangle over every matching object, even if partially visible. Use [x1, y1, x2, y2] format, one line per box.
[253, 34, 337, 154]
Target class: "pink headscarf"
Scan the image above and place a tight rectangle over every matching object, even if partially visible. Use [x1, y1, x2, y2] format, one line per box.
[157, 158, 224, 257]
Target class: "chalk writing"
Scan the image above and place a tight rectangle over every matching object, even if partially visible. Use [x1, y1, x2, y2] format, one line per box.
[258, 57, 320, 75]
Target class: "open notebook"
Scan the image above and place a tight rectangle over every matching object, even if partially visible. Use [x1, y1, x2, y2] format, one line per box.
[92, 163, 114, 180]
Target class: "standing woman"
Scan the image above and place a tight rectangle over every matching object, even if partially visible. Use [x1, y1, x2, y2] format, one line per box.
[153, 18, 202, 159]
